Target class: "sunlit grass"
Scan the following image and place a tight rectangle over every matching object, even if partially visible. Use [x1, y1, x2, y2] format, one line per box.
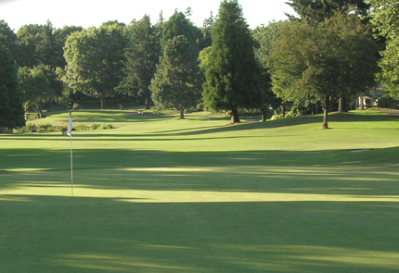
[0, 109, 399, 272]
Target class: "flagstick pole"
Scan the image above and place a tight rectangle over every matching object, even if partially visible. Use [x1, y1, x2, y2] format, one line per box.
[70, 135, 73, 197]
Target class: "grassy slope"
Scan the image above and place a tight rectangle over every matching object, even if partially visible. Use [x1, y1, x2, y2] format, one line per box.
[0, 110, 399, 273]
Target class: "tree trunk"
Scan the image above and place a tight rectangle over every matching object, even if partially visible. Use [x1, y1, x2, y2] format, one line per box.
[231, 108, 240, 123]
[261, 107, 266, 122]
[145, 98, 150, 110]
[323, 96, 329, 129]
[100, 97, 105, 109]
[338, 96, 347, 112]
[179, 108, 184, 119]
[281, 103, 286, 118]
[35, 102, 46, 119]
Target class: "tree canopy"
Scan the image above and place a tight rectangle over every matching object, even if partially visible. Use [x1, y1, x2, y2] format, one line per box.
[119, 15, 160, 109]
[0, 35, 24, 129]
[202, 0, 261, 123]
[18, 64, 63, 119]
[272, 13, 378, 128]
[150, 35, 202, 119]
[367, 0, 399, 99]
[64, 23, 128, 109]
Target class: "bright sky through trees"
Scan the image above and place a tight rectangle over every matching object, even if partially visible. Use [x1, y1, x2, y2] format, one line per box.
[0, 0, 294, 30]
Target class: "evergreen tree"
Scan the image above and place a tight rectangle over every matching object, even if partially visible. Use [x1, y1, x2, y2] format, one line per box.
[160, 10, 203, 51]
[202, 0, 261, 123]
[150, 35, 201, 119]
[119, 15, 160, 109]
[0, 35, 24, 129]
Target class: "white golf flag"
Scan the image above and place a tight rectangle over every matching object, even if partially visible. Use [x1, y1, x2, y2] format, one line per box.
[67, 113, 73, 137]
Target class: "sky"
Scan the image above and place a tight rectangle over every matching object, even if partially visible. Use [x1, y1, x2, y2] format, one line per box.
[0, 0, 295, 31]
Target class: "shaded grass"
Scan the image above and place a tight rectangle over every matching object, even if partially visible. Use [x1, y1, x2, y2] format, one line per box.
[1, 110, 399, 273]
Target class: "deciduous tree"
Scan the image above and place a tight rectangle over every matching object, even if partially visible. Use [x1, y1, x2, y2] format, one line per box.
[64, 23, 128, 109]
[272, 13, 378, 129]
[253, 21, 287, 120]
[367, 0, 399, 99]
[18, 64, 63, 119]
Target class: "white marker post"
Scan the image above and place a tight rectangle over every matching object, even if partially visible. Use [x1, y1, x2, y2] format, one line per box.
[66, 113, 74, 197]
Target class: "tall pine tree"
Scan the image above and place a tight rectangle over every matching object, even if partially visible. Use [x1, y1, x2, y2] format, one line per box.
[202, 0, 261, 123]
[150, 35, 201, 119]
[119, 15, 160, 109]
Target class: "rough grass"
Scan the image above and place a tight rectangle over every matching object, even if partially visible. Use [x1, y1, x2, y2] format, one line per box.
[0, 110, 399, 273]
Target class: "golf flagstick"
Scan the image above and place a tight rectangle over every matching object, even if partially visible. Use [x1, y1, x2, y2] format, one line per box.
[70, 134, 73, 197]
[67, 113, 74, 197]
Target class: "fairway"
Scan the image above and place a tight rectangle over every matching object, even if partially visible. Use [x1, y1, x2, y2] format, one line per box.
[1, 110, 399, 273]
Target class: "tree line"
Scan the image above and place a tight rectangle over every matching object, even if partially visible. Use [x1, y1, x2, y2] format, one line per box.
[0, 0, 398, 130]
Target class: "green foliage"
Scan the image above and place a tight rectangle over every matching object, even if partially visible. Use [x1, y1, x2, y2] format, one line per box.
[202, 0, 262, 123]
[103, 124, 113, 129]
[64, 24, 128, 109]
[252, 21, 288, 119]
[0, 35, 25, 129]
[119, 15, 160, 109]
[367, 0, 399, 100]
[18, 64, 63, 119]
[16, 21, 60, 68]
[272, 13, 379, 128]
[366, 0, 399, 39]
[160, 10, 202, 51]
[377, 37, 399, 100]
[286, 0, 370, 22]
[91, 123, 101, 130]
[150, 35, 202, 119]
[0, 20, 18, 59]
[52, 25, 83, 69]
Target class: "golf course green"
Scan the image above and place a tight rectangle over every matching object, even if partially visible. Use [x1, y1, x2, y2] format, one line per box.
[1, 109, 398, 273]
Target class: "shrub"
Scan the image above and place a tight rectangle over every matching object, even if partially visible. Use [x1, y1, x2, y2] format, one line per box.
[25, 123, 36, 132]
[103, 124, 113, 129]
[271, 114, 283, 120]
[72, 102, 82, 110]
[74, 124, 88, 131]
[91, 123, 101, 130]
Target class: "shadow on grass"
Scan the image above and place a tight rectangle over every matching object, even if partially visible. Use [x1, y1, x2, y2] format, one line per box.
[1, 194, 399, 273]
[49, 110, 399, 136]
[1, 147, 398, 195]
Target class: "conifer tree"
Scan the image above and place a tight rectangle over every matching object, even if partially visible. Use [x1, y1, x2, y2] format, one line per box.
[150, 35, 201, 119]
[119, 15, 160, 109]
[202, 0, 261, 123]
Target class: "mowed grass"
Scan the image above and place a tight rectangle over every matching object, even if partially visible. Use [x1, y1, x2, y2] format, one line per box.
[1, 109, 399, 273]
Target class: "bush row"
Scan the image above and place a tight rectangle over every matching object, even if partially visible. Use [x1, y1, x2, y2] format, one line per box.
[21, 123, 113, 133]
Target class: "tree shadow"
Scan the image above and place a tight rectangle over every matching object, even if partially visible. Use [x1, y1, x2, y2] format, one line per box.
[1, 195, 399, 273]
